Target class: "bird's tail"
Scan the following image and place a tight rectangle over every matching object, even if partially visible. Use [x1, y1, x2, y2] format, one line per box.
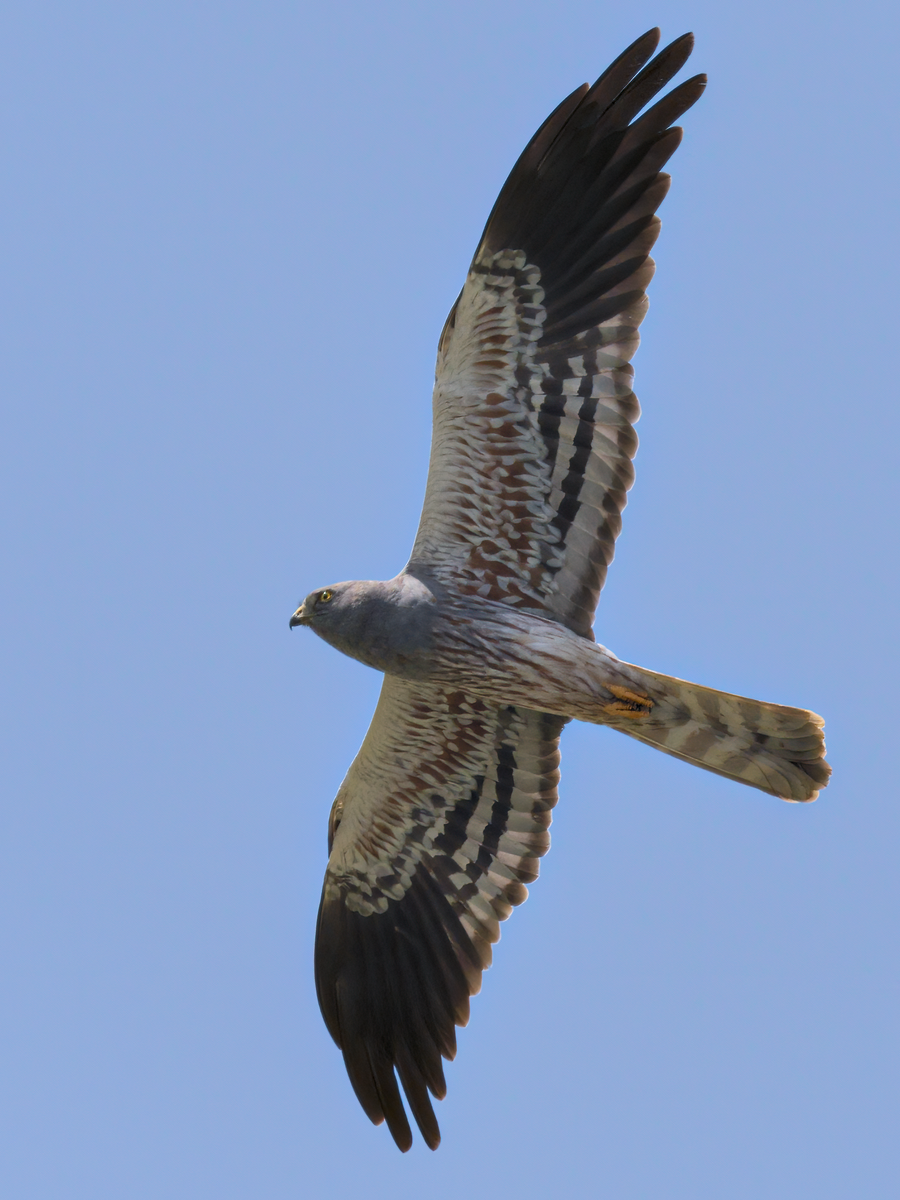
[592, 660, 830, 803]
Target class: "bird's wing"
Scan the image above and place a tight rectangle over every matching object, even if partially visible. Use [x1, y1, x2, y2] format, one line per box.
[314, 674, 567, 1151]
[407, 30, 705, 637]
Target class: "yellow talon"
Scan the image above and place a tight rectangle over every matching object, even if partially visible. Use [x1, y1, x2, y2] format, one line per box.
[606, 684, 651, 706]
[603, 701, 650, 720]
[602, 684, 653, 720]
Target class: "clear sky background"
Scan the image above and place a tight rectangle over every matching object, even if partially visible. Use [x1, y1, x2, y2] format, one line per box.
[1, 1, 897, 1196]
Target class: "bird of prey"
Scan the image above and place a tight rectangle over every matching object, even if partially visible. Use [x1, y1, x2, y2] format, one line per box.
[290, 29, 830, 1152]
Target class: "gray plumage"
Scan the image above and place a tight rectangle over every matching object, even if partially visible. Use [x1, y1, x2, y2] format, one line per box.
[292, 576, 438, 677]
[290, 29, 830, 1153]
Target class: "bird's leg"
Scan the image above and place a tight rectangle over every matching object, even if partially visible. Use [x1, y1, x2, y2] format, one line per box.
[601, 684, 653, 719]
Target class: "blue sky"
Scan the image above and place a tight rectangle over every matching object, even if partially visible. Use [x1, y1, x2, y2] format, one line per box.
[1, 1, 897, 1196]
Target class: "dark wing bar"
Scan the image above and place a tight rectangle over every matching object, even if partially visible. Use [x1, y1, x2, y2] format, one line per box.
[409, 31, 705, 636]
[314, 678, 565, 1150]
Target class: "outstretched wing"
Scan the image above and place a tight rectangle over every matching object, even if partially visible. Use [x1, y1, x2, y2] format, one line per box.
[314, 676, 567, 1151]
[408, 29, 705, 638]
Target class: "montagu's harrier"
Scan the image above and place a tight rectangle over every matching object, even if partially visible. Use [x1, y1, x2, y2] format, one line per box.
[290, 29, 830, 1151]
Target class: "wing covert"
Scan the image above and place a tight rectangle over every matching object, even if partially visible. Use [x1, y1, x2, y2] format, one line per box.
[314, 676, 567, 1151]
[407, 30, 705, 636]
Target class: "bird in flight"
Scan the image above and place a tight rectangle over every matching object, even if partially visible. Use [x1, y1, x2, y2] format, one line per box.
[290, 29, 829, 1152]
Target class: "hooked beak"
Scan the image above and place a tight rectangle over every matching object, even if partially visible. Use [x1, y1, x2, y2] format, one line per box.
[289, 603, 310, 629]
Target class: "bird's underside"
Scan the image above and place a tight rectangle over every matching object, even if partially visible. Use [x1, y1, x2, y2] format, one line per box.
[293, 29, 830, 1152]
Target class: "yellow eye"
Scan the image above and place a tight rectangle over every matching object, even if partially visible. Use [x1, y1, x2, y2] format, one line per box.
[319, 590, 333, 603]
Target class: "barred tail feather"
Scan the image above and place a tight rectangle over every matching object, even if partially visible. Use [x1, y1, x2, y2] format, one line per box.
[598, 662, 830, 803]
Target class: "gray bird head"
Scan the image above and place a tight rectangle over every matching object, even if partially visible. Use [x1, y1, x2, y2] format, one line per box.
[289, 575, 438, 677]
[289, 582, 352, 630]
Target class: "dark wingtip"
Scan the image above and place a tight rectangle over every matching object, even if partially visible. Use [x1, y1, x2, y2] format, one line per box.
[629, 30, 696, 97]
[633, 26, 662, 56]
[667, 30, 695, 57]
[589, 27, 661, 95]
[657, 72, 708, 126]
[661, 32, 697, 85]
[389, 1122, 413, 1153]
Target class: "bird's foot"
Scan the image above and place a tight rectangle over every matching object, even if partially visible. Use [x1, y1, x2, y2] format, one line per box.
[602, 684, 653, 719]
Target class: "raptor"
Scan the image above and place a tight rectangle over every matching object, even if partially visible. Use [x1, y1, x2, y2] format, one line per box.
[290, 29, 829, 1151]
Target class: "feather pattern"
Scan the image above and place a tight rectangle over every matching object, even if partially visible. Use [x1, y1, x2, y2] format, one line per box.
[303, 31, 829, 1156]
[408, 30, 706, 637]
[315, 676, 566, 1151]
